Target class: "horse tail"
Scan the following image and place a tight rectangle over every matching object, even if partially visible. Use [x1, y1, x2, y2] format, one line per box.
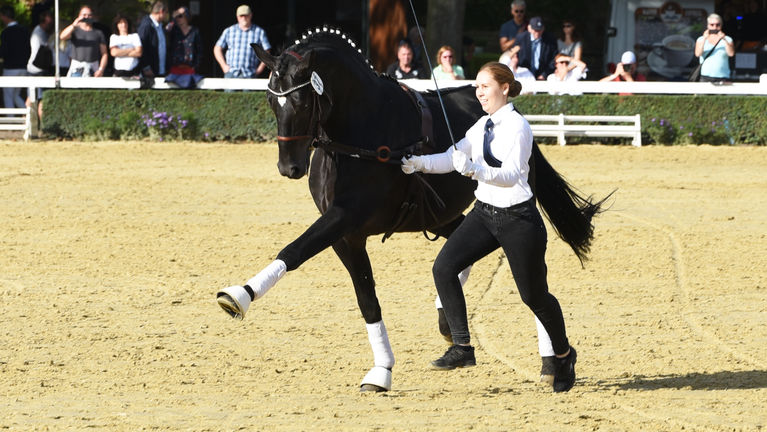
[530, 142, 613, 265]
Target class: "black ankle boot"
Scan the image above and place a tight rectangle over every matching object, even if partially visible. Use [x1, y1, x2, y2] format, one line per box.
[553, 346, 577, 392]
[431, 344, 476, 370]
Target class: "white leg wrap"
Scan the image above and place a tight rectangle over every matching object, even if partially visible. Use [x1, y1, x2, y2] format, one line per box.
[361, 366, 392, 391]
[217, 285, 251, 319]
[246, 259, 287, 300]
[366, 320, 395, 369]
[535, 315, 555, 357]
[458, 265, 472, 286]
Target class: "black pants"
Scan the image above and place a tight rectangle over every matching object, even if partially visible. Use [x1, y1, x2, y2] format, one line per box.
[433, 199, 570, 354]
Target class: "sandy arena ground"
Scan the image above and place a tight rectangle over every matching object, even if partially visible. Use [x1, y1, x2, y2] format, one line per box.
[1, 140, 765, 431]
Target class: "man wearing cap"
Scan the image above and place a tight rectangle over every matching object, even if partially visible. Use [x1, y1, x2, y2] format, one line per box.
[214, 5, 271, 79]
[513, 16, 557, 80]
[600, 50, 646, 82]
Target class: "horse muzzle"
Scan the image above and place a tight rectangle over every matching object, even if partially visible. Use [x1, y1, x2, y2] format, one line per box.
[277, 136, 313, 179]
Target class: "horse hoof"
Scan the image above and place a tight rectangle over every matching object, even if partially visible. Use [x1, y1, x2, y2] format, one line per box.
[540, 356, 556, 385]
[360, 384, 387, 393]
[540, 374, 555, 385]
[216, 286, 251, 320]
[360, 366, 391, 392]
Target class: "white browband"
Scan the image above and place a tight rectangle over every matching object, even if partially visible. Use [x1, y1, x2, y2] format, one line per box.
[267, 71, 324, 97]
[267, 80, 311, 96]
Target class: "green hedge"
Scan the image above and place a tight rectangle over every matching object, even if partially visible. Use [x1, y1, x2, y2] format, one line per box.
[43, 90, 767, 145]
[43, 90, 276, 142]
[514, 94, 767, 145]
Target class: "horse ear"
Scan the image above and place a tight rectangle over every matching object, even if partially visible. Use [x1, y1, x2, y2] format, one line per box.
[251, 43, 277, 71]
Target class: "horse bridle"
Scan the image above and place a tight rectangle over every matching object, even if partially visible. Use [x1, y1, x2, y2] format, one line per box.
[266, 58, 425, 164]
[267, 75, 321, 143]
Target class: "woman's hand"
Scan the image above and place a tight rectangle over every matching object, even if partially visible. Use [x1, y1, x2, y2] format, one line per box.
[716, 31, 727, 42]
[452, 151, 476, 177]
[401, 156, 424, 174]
[441, 57, 453, 73]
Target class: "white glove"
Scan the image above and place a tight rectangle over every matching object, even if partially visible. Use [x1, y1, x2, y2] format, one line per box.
[401, 156, 424, 174]
[452, 150, 477, 177]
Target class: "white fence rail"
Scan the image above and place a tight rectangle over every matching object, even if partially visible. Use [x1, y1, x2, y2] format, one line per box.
[0, 75, 764, 141]
[1, 75, 766, 95]
[526, 114, 642, 147]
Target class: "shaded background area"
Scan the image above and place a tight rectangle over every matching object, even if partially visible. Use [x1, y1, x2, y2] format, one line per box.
[8, 0, 764, 78]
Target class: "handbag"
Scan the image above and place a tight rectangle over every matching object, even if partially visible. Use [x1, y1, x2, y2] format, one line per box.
[688, 64, 703, 82]
[32, 44, 53, 71]
[688, 37, 721, 82]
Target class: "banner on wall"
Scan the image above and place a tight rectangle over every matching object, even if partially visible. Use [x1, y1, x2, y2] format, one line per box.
[634, 1, 708, 80]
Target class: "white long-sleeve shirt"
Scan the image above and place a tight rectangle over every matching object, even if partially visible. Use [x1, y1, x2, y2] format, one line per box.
[27, 25, 49, 74]
[417, 102, 534, 208]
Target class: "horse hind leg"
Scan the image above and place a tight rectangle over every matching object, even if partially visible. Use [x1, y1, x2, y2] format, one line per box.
[331, 236, 393, 392]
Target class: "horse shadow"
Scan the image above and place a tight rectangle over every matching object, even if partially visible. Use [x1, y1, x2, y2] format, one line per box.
[597, 370, 767, 391]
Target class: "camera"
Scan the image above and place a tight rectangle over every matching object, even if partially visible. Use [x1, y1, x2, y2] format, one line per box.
[81, 17, 93, 24]
[709, 29, 719, 34]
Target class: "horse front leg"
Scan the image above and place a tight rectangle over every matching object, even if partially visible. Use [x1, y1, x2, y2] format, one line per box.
[216, 205, 359, 319]
[332, 235, 394, 392]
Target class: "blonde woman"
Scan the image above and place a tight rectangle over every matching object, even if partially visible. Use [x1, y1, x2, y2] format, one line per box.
[432, 45, 465, 80]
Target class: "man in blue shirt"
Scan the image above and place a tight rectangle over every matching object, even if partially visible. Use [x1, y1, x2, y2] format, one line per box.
[499, 0, 527, 52]
[214, 5, 271, 79]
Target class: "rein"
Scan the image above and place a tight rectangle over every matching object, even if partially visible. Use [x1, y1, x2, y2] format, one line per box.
[312, 136, 425, 164]
[268, 65, 429, 164]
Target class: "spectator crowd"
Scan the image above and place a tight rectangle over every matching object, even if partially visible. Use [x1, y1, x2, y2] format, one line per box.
[0, 1, 274, 113]
[1, 0, 765, 113]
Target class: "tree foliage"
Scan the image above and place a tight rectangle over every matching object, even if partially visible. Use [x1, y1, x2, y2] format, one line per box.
[7, 0, 149, 27]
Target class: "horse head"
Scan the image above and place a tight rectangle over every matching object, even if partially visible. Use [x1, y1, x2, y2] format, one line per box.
[253, 41, 331, 179]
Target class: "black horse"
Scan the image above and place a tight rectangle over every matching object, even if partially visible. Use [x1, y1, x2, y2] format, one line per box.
[217, 28, 607, 392]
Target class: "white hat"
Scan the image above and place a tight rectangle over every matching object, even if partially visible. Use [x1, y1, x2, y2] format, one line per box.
[236, 5, 252, 16]
[621, 51, 636, 64]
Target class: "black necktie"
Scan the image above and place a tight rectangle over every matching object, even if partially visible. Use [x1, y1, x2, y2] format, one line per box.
[483, 118, 502, 167]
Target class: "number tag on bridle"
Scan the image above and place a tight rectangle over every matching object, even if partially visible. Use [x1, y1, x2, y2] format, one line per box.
[310, 71, 324, 95]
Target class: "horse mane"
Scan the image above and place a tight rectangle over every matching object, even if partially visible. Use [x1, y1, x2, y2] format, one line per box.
[289, 27, 378, 75]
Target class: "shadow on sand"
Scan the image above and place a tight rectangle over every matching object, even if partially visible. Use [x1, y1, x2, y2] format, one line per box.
[597, 370, 767, 391]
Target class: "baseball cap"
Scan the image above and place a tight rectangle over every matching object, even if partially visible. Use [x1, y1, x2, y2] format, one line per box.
[621, 51, 637, 64]
[236, 5, 252, 16]
[529, 16, 544, 31]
